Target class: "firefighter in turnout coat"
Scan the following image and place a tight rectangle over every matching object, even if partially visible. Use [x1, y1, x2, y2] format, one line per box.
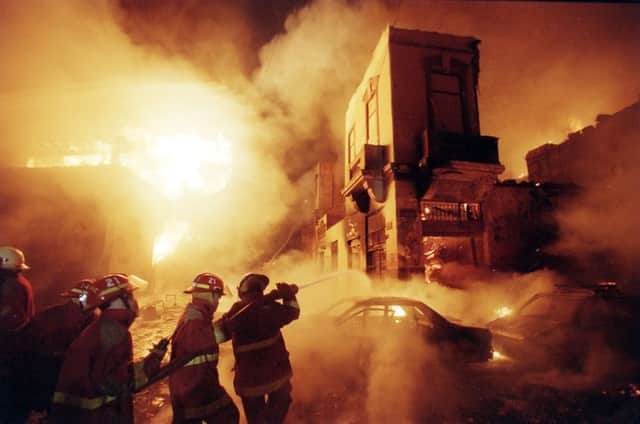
[0, 246, 35, 424]
[219, 273, 299, 424]
[51, 273, 167, 423]
[169, 273, 239, 424]
[21, 279, 99, 415]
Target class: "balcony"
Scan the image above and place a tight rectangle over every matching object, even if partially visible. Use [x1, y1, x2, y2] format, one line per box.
[428, 132, 499, 164]
[343, 145, 390, 209]
[348, 144, 389, 180]
[420, 200, 484, 235]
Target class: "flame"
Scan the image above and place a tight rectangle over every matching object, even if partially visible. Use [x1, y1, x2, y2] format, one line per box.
[22, 80, 236, 199]
[24, 132, 233, 199]
[495, 306, 513, 318]
[152, 221, 190, 265]
[492, 350, 508, 361]
[568, 117, 584, 132]
[25, 141, 113, 168]
[390, 305, 407, 317]
[123, 132, 232, 199]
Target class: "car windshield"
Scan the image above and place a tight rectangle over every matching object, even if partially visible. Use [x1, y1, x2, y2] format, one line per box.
[323, 298, 364, 318]
[517, 292, 587, 323]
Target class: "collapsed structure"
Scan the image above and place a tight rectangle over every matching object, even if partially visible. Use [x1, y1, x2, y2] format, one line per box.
[312, 26, 560, 281]
[526, 100, 640, 186]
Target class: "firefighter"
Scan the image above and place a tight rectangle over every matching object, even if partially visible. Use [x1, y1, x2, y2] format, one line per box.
[0, 246, 35, 332]
[50, 273, 167, 423]
[20, 279, 99, 416]
[169, 273, 239, 424]
[219, 273, 299, 424]
[0, 246, 35, 424]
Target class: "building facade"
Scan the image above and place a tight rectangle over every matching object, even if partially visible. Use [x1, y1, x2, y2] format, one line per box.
[314, 26, 559, 281]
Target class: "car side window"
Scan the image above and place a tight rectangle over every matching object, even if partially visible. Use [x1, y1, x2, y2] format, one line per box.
[412, 307, 434, 328]
[340, 306, 386, 326]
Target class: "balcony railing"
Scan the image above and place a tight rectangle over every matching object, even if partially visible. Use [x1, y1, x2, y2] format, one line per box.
[421, 201, 482, 222]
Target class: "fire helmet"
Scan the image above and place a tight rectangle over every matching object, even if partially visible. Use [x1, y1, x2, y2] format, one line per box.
[237, 273, 269, 295]
[0, 246, 30, 271]
[184, 272, 225, 295]
[83, 273, 138, 311]
[60, 278, 95, 306]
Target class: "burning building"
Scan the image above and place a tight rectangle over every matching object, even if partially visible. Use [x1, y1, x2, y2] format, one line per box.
[524, 100, 640, 286]
[313, 26, 561, 281]
[526, 100, 640, 186]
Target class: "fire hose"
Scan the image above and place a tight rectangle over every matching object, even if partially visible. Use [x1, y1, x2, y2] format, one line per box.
[225, 270, 360, 321]
[133, 347, 211, 393]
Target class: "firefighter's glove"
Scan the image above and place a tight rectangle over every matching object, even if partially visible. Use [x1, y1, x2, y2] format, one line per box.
[150, 338, 169, 359]
[276, 283, 298, 300]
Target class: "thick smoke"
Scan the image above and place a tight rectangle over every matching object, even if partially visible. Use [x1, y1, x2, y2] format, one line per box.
[2, 1, 639, 296]
[111, 0, 640, 177]
[550, 106, 640, 290]
[266, 258, 605, 422]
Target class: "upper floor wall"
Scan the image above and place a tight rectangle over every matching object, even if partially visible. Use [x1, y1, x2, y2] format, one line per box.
[344, 26, 498, 196]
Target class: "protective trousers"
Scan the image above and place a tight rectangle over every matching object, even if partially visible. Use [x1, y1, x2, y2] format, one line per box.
[172, 400, 239, 424]
[240, 380, 292, 424]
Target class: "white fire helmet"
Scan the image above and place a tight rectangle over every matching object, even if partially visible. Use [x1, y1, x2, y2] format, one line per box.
[0, 246, 30, 271]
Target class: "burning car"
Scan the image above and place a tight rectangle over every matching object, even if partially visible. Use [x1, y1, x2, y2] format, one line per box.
[488, 283, 640, 373]
[324, 296, 493, 363]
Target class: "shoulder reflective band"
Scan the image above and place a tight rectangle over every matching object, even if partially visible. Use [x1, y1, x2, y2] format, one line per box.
[183, 353, 218, 367]
[284, 299, 300, 309]
[52, 392, 117, 410]
[234, 333, 282, 354]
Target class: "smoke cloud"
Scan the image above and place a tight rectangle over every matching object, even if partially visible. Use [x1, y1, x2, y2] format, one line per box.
[111, 0, 640, 177]
[549, 105, 640, 290]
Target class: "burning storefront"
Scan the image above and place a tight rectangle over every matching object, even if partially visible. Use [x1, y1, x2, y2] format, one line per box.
[313, 26, 563, 282]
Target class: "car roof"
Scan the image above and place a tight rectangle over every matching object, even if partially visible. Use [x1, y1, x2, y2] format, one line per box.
[516, 288, 594, 314]
[328, 296, 446, 320]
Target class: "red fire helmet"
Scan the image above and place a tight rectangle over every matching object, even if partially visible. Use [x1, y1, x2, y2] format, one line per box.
[60, 278, 95, 298]
[82, 273, 137, 311]
[184, 272, 225, 295]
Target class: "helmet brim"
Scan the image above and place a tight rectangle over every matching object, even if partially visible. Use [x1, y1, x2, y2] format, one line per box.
[184, 287, 224, 295]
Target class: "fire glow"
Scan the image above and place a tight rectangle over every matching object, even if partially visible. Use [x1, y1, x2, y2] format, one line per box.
[495, 306, 513, 318]
[123, 132, 233, 199]
[152, 221, 191, 265]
